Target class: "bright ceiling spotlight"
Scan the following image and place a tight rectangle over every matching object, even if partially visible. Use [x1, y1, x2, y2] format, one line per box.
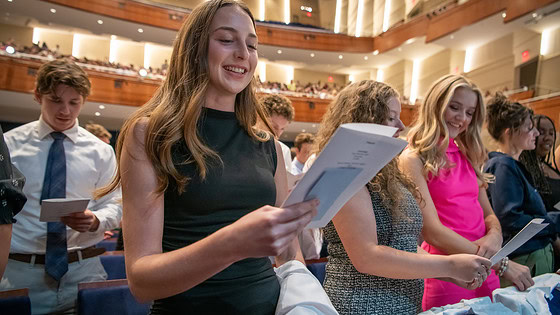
[138, 68, 148, 77]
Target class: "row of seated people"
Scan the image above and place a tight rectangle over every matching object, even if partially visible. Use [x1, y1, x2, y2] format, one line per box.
[2, 1, 560, 314]
[0, 40, 341, 99]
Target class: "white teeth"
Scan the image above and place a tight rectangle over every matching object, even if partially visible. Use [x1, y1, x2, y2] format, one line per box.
[224, 66, 245, 74]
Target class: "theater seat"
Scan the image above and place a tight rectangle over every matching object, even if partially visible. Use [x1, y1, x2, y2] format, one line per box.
[306, 261, 327, 285]
[100, 252, 126, 280]
[77, 279, 151, 315]
[97, 239, 117, 251]
[0, 288, 31, 315]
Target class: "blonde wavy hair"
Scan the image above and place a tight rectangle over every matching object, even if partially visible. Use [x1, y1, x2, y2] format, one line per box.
[314, 80, 420, 217]
[97, 0, 272, 197]
[407, 74, 486, 182]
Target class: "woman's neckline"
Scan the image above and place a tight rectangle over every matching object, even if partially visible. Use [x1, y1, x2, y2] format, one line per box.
[202, 106, 236, 119]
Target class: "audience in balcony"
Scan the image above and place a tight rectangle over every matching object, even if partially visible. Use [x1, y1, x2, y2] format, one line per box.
[1, 40, 347, 99]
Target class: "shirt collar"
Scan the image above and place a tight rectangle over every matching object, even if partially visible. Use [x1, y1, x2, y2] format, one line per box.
[37, 116, 80, 143]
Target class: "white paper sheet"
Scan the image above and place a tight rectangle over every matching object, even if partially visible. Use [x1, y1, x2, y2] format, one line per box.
[281, 123, 407, 228]
[39, 198, 90, 222]
[490, 218, 549, 266]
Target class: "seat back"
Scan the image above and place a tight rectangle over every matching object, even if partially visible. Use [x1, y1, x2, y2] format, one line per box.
[96, 239, 117, 251]
[0, 288, 31, 315]
[78, 279, 151, 315]
[100, 252, 126, 280]
[306, 261, 327, 285]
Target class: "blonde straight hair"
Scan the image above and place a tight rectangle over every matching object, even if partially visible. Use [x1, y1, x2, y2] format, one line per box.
[407, 74, 487, 182]
[97, 0, 272, 197]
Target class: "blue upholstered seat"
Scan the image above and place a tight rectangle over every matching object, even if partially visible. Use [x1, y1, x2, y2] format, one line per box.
[100, 254, 126, 280]
[77, 280, 151, 315]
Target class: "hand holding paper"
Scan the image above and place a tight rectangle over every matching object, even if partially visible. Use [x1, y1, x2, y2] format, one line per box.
[282, 123, 407, 228]
[40, 198, 90, 222]
[490, 219, 549, 266]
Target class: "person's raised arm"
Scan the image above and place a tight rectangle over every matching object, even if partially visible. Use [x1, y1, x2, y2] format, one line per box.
[123, 121, 317, 301]
[333, 186, 490, 282]
[399, 151, 479, 255]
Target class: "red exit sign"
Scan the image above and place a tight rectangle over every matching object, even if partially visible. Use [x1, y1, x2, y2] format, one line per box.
[522, 50, 530, 62]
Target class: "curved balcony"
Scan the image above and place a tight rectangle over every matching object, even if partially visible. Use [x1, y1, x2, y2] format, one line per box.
[40, 0, 557, 53]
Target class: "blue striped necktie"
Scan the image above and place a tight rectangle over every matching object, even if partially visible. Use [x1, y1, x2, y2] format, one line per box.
[41, 132, 68, 281]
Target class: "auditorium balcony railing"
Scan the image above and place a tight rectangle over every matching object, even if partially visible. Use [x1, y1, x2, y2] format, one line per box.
[41, 0, 558, 54]
[0, 55, 332, 123]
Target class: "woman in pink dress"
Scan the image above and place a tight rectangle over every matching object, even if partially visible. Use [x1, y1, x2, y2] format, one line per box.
[400, 74, 534, 311]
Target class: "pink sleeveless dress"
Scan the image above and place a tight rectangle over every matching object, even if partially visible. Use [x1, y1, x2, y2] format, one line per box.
[421, 139, 499, 311]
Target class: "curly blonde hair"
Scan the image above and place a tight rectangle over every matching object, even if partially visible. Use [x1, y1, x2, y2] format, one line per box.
[314, 80, 419, 217]
[407, 74, 487, 182]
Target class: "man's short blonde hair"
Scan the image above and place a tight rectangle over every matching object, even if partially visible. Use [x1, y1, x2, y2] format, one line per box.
[85, 123, 112, 140]
[260, 94, 294, 121]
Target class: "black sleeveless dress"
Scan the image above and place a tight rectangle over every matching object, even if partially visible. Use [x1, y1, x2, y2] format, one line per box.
[150, 107, 280, 314]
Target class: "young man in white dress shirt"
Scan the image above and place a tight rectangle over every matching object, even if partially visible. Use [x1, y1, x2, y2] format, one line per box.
[0, 59, 122, 314]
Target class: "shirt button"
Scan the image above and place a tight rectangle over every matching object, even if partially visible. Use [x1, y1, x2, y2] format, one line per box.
[12, 179, 18, 187]
[1, 200, 7, 207]
[0, 154, 4, 161]
[0, 189, 4, 196]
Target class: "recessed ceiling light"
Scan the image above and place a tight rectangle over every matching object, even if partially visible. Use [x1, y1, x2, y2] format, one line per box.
[338, 55, 343, 59]
[310, 53, 315, 57]
[137, 28, 144, 33]
[99, 105, 105, 109]
[277, 49, 282, 54]
[312, 124, 317, 128]
[450, 35, 455, 39]
[532, 13, 538, 18]
[97, 19, 103, 25]
[110, 35, 117, 40]
[501, 12, 506, 18]
[50, 8, 56, 13]
[95, 112, 101, 116]
[398, 47, 402, 52]
[364, 56, 368, 60]
[373, 50, 379, 55]
[138, 68, 148, 77]
[5, 46, 15, 54]
[8, 0, 13, 2]
[302, 129, 306, 132]
[405, 38, 415, 44]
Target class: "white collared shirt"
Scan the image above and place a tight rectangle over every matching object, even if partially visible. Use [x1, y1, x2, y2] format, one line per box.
[4, 117, 122, 254]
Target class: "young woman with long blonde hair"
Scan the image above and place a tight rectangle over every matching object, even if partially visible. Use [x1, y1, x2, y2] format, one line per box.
[400, 75, 533, 310]
[97, 1, 317, 313]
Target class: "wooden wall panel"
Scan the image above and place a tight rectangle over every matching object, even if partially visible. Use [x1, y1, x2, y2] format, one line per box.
[526, 95, 560, 127]
[425, 0, 506, 43]
[504, 0, 558, 23]
[43, 0, 185, 31]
